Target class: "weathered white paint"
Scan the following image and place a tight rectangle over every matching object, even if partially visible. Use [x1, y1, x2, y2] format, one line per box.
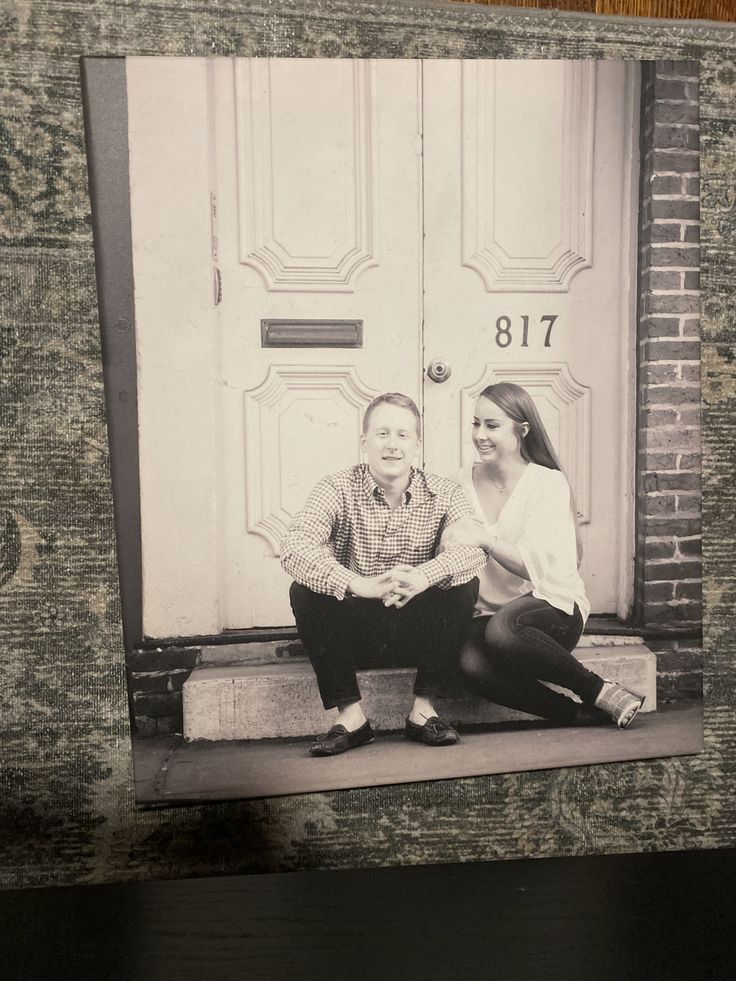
[127, 58, 222, 638]
[214, 59, 423, 627]
[422, 60, 639, 615]
[129, 58, 639, 636]
[460, 61, 594, 291]
[235, 59, 379, 291]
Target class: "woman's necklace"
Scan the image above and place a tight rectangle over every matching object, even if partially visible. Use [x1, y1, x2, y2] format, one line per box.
[478, 459, 528, 496]
[479, 467, 512, 494]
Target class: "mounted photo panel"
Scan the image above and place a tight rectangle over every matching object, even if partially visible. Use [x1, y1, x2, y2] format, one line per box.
[2, 0, 734, 889]
[84, 54, 703, 805]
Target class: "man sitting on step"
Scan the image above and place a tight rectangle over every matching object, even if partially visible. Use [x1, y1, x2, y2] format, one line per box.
[280, 392, 486, 757]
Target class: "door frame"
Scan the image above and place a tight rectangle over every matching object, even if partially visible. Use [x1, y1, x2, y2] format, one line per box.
[615, 60, 641, 621]
[83, 56, 696, 651]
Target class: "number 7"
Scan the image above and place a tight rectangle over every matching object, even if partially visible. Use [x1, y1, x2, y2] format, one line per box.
[541, 315, 557, 347]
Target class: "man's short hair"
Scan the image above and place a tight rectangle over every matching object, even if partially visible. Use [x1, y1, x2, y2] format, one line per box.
[362, 393, 422, 435]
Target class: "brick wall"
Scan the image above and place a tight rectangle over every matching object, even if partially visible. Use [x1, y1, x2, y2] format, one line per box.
[649, 640, 703, 704]
[127, 647, 199, 736]
[635, 61, 702, 635]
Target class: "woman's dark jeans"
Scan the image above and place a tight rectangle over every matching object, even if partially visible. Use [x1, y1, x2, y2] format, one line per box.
[290, 579, 478, 710]
[459, 593, 603, 724]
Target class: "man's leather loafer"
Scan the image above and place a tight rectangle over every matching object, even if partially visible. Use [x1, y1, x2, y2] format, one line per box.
[309, 720, 375, 757]
[404, 716, 459, 746]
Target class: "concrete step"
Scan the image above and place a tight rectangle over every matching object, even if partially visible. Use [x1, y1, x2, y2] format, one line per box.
[183, 641, 657, 741]
[197, 633, 651, 667]
[198, 640, 305, 668]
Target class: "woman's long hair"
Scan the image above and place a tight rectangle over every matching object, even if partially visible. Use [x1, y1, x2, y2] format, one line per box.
[478, 382, 583, 563]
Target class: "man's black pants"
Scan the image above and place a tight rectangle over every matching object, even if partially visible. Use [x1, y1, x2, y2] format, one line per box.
[289, 579, 479, 710]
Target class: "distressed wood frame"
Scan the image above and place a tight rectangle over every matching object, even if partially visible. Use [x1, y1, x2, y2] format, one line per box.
[1, 0, 735, 889]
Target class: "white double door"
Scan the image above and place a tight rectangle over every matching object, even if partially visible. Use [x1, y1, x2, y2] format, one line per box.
[128, 57, 638, 637]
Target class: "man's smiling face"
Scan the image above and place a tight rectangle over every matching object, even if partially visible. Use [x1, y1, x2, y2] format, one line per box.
[362, 403, 420, 486]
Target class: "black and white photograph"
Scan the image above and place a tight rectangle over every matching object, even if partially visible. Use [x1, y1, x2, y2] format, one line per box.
[82, 55, 704, 805]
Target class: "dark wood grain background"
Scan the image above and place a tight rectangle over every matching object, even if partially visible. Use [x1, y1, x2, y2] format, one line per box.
[4, 847, 736, 979]
[456, 0, 733, 19]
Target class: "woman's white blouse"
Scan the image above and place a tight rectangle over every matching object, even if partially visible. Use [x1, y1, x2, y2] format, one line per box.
[457, 462, 590, 623]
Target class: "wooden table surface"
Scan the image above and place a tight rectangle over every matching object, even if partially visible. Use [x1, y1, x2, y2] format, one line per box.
[4, 847, 736, 980]
[453, 0, 733, 21]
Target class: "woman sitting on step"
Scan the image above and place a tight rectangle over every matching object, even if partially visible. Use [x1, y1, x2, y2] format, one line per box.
[444, 381, 643, 729]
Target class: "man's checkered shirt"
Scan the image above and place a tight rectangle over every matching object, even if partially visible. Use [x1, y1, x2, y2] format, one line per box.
[280, 464, 486, 599]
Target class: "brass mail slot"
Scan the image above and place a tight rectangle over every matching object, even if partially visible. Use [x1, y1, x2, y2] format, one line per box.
[261, 319, 364, 348]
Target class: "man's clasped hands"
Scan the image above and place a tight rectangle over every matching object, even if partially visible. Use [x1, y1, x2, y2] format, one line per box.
[348, 515, 490, 609]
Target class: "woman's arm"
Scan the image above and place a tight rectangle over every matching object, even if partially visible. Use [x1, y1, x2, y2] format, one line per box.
[447, 468, 577, 585]
[515, 470, 579, 585]
[484, 533, 529, 580]
[439, 515, 530, 579]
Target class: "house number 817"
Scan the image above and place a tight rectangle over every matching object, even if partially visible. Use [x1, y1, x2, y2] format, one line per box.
[494, 314, 558, 348]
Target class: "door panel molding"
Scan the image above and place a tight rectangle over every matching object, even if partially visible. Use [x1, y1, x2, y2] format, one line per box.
[234, 59, 378, 292]
[243, 365, 380, 554]
[223, 58, 422, 627]
[461, 60, 595, 292]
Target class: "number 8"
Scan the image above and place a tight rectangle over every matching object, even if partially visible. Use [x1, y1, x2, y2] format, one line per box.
[495, 316, 512, 348]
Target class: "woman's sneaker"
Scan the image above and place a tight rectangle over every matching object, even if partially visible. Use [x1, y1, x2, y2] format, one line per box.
[594, 682, 645, 729]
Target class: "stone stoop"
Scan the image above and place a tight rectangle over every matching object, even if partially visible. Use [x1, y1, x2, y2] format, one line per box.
[182, 637, 657, 742]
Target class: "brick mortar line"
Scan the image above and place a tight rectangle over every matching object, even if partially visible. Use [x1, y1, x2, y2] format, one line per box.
[645, 488, 701, 494]
[640, 245, 700, 254]
[646, 457, 701, 465]
[644, 407, 701, 413]
[643, 499, 700, 505]
[639, 364, 701, 370]
[646, 151, 699, 157]
[644, 511, 700, 524]
[638, 349, 701, 357]
[646, 535, 701, 540]
[639, 244, 700, 253]
[648, 562, 701, 567]
[645, 593, 700, 599]
[647, 490, 700, 498]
